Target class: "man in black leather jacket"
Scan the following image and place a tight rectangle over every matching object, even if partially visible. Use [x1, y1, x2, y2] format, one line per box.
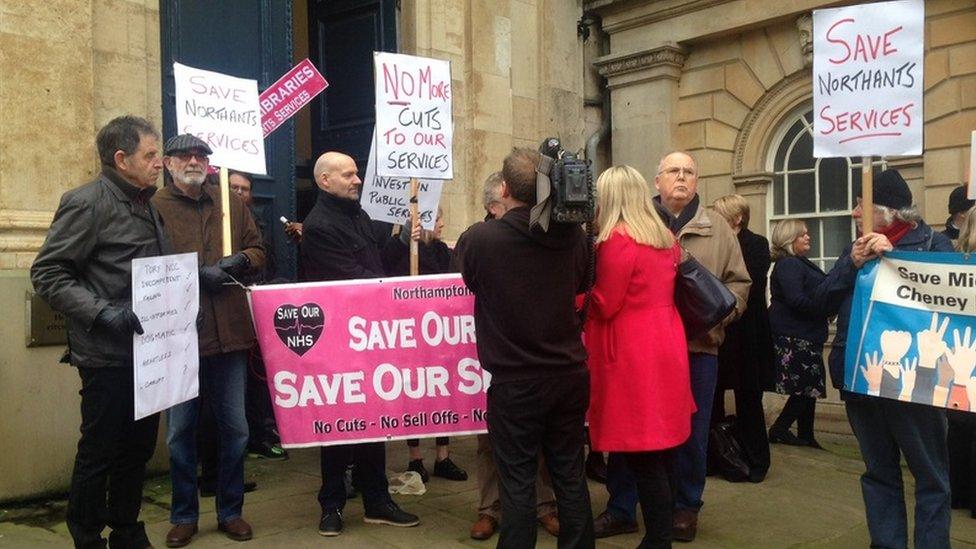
[31, 115, 166, 549]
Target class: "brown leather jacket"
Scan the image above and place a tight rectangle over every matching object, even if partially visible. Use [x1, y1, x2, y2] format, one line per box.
[152, 183, 265, 357]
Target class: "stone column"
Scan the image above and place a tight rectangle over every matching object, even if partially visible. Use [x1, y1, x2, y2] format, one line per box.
[732, 172, 773, 237]
[594, 43, 687, 179]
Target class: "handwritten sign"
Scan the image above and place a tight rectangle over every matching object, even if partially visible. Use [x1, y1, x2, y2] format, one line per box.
[361, 130, 443, 229]
[813, 0, 924, 157]
[174, 62, 267, 174]
[969, 131, 975, 200]
[249, 274, 487, 447]
[374, 52, 453, 179]
[260, 58, 329, 137]
[132, 252, 200, 420]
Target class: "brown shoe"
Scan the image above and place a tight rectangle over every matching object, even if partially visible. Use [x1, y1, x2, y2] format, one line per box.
[165, 523, 198, 548]
[538, 512, 560, 537]
[672, 509, 698, 542]
[470, 514, 498, 540]
[218, 518, 253, 542]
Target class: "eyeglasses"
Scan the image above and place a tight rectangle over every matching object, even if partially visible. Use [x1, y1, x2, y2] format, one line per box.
[658, 166, 697, 178]
[171, 151, 210, 163]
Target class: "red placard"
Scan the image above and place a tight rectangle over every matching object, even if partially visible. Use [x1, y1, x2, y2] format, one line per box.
[259, 58, 329, 137]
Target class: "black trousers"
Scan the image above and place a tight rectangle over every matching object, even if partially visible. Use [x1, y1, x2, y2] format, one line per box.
[771, 394, 816, 440]
[406, 437, 449, 447]
[713, 388, 771, 480]
[487, 369, 594, 549]
[616, 450, 673, 549]
[68, 367, 159, 549]
[318, 442, 390, 512]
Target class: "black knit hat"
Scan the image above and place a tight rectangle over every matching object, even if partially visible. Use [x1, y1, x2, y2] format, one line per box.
[948, 185, 975, 215]
[164, 134, 213, 156]
[858, 169, 912, 210]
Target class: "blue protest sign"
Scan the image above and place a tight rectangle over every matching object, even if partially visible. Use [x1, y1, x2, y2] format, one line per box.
[845, 251, 976, 410]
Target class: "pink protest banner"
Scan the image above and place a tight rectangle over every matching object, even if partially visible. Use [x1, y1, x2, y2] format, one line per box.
[248, 274, 488, 448]
[259, 58, 329, 137]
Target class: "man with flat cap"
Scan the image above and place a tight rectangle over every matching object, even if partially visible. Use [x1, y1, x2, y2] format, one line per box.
[300, 151, 420, 537]
[153, 134, 266, 546]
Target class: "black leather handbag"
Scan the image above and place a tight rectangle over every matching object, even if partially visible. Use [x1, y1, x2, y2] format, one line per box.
[674, 251, 736, 340]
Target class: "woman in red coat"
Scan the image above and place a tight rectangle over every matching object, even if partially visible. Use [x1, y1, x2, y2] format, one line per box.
[586, 165, 695, 548]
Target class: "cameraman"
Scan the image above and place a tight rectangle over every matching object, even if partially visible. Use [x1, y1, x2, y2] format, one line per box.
[454, 148, 594, 548]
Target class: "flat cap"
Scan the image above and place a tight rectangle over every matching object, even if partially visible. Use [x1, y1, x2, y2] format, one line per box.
[164, 133, 213, 155]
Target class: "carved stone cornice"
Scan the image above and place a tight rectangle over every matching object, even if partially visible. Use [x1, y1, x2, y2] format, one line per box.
[732, 172, 774, 196]
[594, 44, 688, 88]
[0, 210, 55, 254]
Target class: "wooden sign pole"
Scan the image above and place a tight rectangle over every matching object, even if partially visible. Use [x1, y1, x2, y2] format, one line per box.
[409, 178, 420, 276]
[861, 157, 873, 235]
[220, 166, 233, 256]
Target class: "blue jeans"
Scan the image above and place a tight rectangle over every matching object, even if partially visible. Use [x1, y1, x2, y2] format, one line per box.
[167, 351, 249, 525]
[605, 353, 717, 521]
[846, 397, 951, 549]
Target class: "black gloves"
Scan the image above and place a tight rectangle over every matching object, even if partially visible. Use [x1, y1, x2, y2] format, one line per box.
[217, 252, 250, 277]
[199, 265, 233, 292]
[95, 306, 144, 336]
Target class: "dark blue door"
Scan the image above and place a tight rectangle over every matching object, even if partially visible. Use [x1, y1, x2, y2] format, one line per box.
[160, 1, 296, 279]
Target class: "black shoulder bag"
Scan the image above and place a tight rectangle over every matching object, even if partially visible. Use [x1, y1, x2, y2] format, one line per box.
[674, 249, 737, 340]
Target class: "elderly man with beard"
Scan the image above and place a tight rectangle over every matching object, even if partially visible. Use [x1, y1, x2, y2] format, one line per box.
[152, 134, 266, 547]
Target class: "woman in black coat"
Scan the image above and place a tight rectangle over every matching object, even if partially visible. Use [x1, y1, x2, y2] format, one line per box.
[767, 219, 845, 448]
[381, 209, 468, 483]
[713, 195, 774, 482]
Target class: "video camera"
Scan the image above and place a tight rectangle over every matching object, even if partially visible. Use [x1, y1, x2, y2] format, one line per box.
[531, 137, 594, 230]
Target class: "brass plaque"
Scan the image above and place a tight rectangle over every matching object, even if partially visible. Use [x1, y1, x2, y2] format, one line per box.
[26, 290, 67, 347]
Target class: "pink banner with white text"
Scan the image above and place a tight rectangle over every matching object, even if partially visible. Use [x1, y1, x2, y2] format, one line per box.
[248, 274, 488, 448]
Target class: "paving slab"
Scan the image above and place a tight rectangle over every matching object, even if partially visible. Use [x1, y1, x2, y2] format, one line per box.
[2, 433, 976, 547]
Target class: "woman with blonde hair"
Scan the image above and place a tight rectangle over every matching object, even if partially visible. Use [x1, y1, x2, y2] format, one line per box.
[710, 194, 774, 481]
[767, 219, 845, 448]
[586, 165, 695, 548]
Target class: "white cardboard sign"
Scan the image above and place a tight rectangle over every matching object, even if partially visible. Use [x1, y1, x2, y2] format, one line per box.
[361, 130, 443, 229]
[174, 62, 267, 175]
[373, 52, 453, 179]
[132, 252, 200, 420]
[813, 0, 924, 157]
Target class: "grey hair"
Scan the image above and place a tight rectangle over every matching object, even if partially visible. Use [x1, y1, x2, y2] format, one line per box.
[876, 204, 922, 226]
[482, 171, 504, 209]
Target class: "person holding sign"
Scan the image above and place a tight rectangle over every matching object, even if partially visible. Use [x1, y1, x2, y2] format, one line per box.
[31, 115, 166, 549]
[830, 169, 954, 549]
[152, 134, 266, 546]
[300, 151, 421, 537]
[454, 148, 593, 547]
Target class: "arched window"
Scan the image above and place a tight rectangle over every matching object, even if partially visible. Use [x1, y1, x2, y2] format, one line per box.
[767, 107, 886, 270]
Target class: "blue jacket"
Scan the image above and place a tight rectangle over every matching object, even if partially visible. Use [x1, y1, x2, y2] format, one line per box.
[827, 221, 953, 391]
[768, 255, 852, 346]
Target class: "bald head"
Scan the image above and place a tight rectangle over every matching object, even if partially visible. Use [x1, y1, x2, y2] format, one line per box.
[654, 151, 699, 215]
[314, 151, 362, 200]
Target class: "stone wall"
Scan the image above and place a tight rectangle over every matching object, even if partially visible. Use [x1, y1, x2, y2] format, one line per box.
[402, 0, 588, 238]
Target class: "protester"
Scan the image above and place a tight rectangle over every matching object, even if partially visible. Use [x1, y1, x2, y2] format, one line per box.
[830, 169, 953, 548]
[466, 171, 560, 541]
[381, 208, 468, 484]
[941, 185, 974, 240]
[31, 115, 165, 549]
[947, 205, 976, 516]
[585, 165, 694, 548]
[766, 219, 845, 449]
[594, 152, 750, 543]
[153, 134, 265, 546]
[455, 148, 594, 547]
[300, 151, 420, 536]
[711, 194, 774, 481]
